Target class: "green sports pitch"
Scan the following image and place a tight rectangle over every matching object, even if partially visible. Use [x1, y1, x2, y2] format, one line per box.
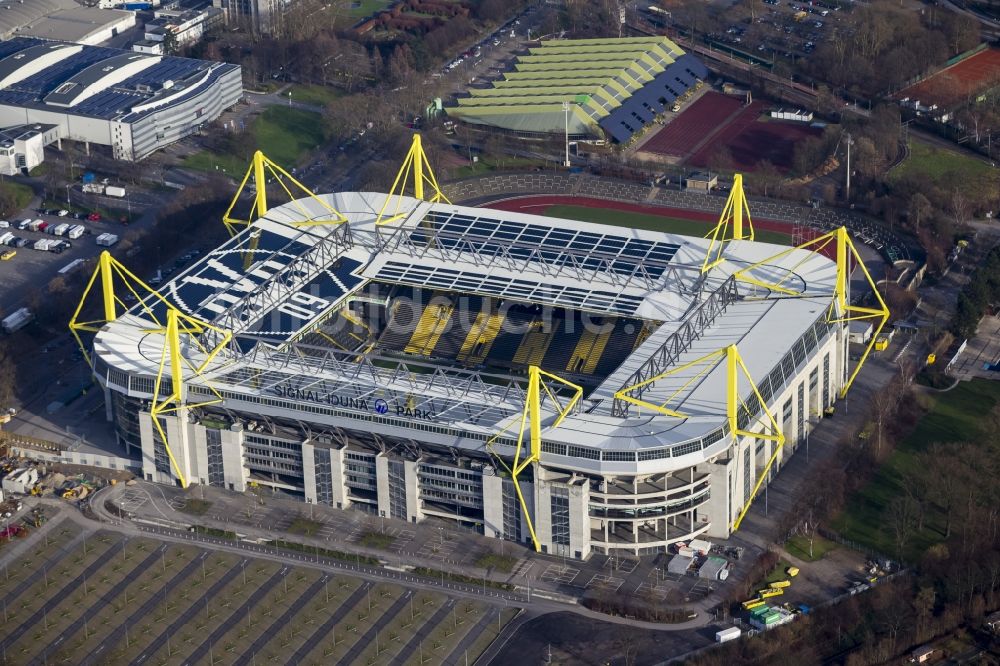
[542, 204, 792, 245]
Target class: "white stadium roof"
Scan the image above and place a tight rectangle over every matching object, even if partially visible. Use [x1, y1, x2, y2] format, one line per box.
[94, 192, 839, 471]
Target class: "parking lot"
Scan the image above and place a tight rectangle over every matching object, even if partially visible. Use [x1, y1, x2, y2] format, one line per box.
[648, 0, 854, 64]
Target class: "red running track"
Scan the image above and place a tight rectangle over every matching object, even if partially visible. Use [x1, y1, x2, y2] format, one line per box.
[642, 92, 744, 157]
[687, 99, 768, 168]
[897, 48, 1000, 109]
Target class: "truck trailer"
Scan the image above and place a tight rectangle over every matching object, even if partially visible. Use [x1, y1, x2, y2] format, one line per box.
[1, 308, 32, 333]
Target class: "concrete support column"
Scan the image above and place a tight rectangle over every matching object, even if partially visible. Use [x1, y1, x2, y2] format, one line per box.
[330, 447, 349, 509]
[375, 452, 390, 518]
[569, 482, 589, 559]
[138, 410, 156, 482]
[533, 471, 552, 553]
[104, 386, 113, 422]
[302, 441, 317, 505]
[189, 423, 208, 486]
[481, 471, 504, 538]
[221, 423, 246, 492]
[520, 479, 535, 546]
[403, 460, 421, 523]
[703, 454, 736, 539]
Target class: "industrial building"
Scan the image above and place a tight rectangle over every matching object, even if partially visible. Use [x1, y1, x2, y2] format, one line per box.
[0, 123, 60, 176]
[212, 0, 285, 34]
[138, 6, 225, 54]
[77, 148, 887, 558]
[446, 36, 709, 143]
[0, 37, 242, 161]
[0, 0, 136, 45]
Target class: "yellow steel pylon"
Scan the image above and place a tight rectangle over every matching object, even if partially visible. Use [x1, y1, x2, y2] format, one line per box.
[223, 150, 348, 235]
[375, 133, 450, 225]
[731, 226, 890, 396]
[613, 344, 784, 532]
[486, 366, 582, 552]
[147, 307, 231, 488]
[69, 251, 233, 488]
[702, 174, 754, 273]
[69, 251, 179, 367]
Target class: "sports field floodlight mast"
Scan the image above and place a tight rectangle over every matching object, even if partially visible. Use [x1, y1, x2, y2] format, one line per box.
[486, 367, 582, 552]
[614, 344, 784, 531]
[375, 133, 451, 225]
[222, 150, 348, 235]
[732, 226, 889, 396]
[701, 173, 754, 273]
[69, 251, 233, 488]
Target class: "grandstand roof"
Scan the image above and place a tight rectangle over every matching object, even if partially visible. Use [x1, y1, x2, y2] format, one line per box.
[94, 192, 839, 468]
[446, 37, 706, 139]
[0, 37, 239, 123]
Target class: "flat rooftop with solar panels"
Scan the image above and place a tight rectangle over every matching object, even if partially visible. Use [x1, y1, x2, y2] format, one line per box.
[0, 37, 241, 160]
[93, 188, 841, 469]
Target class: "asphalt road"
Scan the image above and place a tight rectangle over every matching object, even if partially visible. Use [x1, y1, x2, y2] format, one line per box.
[233, 572, 329, 664]
[129, 555, 249, 666]
[338, 590, 412, 665]
[388, 598, 455, 666]
[29, 543, 168, 666]
[180, 565, 289, 666]
[80, 550, 210, 666]
[288, 581, 372, 663]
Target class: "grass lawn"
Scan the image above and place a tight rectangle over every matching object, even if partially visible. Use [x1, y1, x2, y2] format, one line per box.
[474, 552, 518, 573]
[183, 107, 327, 176]
[358, 531, 396, 549]
[763, 559, 794, 586]
[452, 156, 549, 178]
[177, 498, 212, 516]
[288, 515, 323, 537]
[890, 141, 993, 189]
[2, 180, 33, 211]
[288, 84, 342, 107]
[832, 379, 1000, 560]
[347, 0, 393, 17]
[544, 204, 792, 244]
[785, 533, 838, 562]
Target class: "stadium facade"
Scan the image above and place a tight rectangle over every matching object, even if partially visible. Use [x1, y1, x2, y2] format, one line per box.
[82, 178, 881, 558]
[0, 38, 242, 161]
[446, 36, 709, 144]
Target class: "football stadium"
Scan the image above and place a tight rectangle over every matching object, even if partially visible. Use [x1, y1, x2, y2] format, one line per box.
[72, 139, 887, 558]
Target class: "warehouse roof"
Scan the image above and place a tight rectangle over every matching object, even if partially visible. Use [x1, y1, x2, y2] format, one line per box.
[0, 37, 238, 123]
[0, 0, 135, 44]
[446, 36, 707, 140]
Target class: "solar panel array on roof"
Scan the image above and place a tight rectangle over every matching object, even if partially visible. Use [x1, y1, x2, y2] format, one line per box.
[0, 37, 235, 122]
[375, 260, 646, 315]
[409, 210, 681, 281]
[599, 54, 710, 143]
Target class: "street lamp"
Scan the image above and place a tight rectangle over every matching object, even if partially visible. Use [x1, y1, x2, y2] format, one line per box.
[562, 101, 571, 168]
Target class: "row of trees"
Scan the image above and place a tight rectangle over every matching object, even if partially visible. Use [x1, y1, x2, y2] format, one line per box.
[801, 2, 979, 97]
[695, 364, 1000, 665]
[953, 245, 1000, 338]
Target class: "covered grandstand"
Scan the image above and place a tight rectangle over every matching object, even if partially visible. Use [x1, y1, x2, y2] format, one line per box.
[446, 36, 708, 143]
[76, 143, 890, 557]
